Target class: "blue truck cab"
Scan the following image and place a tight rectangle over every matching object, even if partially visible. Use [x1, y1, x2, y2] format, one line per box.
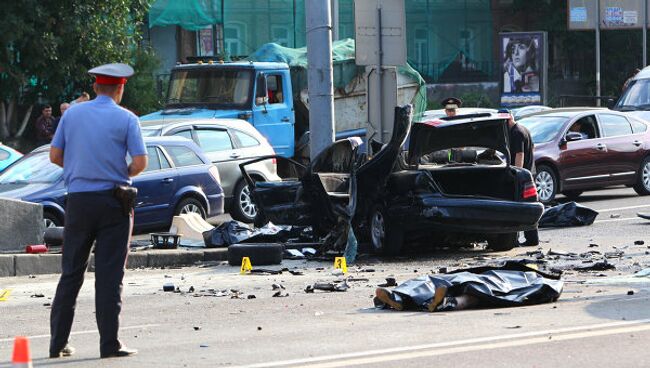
[141, 61, 296, 157]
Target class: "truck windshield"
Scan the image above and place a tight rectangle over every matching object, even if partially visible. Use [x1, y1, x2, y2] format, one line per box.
[166, 69, 253, 108]
[615, 79, 650, 111]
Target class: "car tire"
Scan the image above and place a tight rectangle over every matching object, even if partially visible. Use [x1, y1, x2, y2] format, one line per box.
[487, 233, 518, 251]
[174, 197, 207, 219]
[562, 190, 583, 200]
[535, 165, 558, 203]
[369, 205, 403, 256]
[44, 211, 62, 229]
[227, 243, 283, 266]
[633, 156, 650, 196]
[231, 180, 258, 223]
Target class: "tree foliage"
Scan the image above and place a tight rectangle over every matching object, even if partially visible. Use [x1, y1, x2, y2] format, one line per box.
[0, 0, 158, 141]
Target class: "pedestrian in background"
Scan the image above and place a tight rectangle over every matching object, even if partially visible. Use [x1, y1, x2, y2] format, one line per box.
[49, 63, 148, 359]
[70, 91, 91, 105]
[34, 104, 55, 145]
[52, 102, 70, 133]
[501, 108, 538, 246]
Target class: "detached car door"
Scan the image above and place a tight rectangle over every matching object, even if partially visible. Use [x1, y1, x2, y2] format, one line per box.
[132, 146, 178, 227]
[597, 113, 642, 185]
[240, 156, 312, 226]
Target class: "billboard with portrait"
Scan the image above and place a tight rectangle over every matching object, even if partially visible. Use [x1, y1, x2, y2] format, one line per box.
[499, 32, 548, 107]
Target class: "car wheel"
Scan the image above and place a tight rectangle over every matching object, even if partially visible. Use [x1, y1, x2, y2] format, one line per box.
[369, 205, 403, 256]
[633, 156, 650, 196]
[535, 165, 558, 203]
[562, 190, 583, 200]
[231, 180, 258, 223]
[487, 233, 518, 251]
[43, 211, 62, 229]
[174, 197, 207, 219]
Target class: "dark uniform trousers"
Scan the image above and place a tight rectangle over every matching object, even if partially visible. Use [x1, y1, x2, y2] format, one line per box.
[50, 191, 132, 356]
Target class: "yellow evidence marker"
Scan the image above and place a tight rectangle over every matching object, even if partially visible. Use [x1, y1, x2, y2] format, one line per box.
[0, 289, 11, 301]
[334, 257, 348, 274]
[240, 257, 253, 274]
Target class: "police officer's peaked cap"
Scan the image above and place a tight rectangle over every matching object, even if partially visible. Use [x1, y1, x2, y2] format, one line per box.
[441, 97, 462, 110]
[89, 63, 134, 85]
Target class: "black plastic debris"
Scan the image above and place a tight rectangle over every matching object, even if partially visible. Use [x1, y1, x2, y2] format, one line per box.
[374, 261, 563, 312]
[628, 290, 635, 295]
[272, 291, 289, 297]
[305, 280, 349, 293]
[635, 240, 645, 245]
[163, 283, 175, 292]
[638, 212, 650, 220]
[203, 221, 254, 247]
[378, 277, 398, 287]
[574, 261, 615, 272]
[539, 202, 599, 228]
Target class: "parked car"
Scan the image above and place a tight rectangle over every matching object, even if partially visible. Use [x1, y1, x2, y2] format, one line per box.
[0, 143, 22, 172]
[517, 109, 650, 203]
[241, 107, 544, 255]
[0, 137, 224, 230]
[140, 118, 279, 223]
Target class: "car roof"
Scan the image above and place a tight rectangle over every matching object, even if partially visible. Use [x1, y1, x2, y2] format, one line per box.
[633, 66, 650, 80]
[519, 107, 609, 119]
[141, 118, 262, 137]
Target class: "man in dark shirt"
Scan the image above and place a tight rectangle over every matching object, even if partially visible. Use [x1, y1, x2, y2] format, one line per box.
[35, 104, 55, 145]
[503, 109, 538, 246]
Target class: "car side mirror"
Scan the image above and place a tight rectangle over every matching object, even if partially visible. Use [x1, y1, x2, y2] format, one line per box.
[606, 98, 616, 109]
[255, 96, 268, 105]
[565, 132, 583, 142]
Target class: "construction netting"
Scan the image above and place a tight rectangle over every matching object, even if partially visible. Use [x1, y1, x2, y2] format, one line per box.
[246, 38, 427, 118]
[148, 0, 494, 83]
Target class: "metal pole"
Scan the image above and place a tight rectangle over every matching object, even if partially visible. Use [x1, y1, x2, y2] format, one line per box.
[377, 5, 384, 141]
[331, 0, 339, 41]
[306, 0, 335, 160]
[640, 0, 648, 69]
[596, 0, 601, 106]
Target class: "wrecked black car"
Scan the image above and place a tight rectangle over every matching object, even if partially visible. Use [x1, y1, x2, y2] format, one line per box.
[240, 106, 544, 255]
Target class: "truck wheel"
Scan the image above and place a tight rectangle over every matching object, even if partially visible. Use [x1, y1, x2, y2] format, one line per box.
[174, 197, 207, 219]
[231, 180, 258, 223]
[535, 165, 557, 203]
[227, 243, 283, 266]
[369, 205, 403, 256]
[633, 157, 650, 196]
[487, 233, 518, 251]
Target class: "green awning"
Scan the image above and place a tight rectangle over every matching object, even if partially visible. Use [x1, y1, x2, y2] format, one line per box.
[148, 0, 222, 30]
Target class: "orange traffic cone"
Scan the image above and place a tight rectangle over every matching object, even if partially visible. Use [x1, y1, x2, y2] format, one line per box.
[11, 336, 32, 368]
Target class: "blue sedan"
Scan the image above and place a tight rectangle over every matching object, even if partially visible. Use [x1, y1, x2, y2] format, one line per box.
[0, 144, 22, 172]
[0, 137, 224, 230]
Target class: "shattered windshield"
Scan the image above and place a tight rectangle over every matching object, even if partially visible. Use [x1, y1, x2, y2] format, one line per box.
[518, 116, 568, 144]
[166, 69, 253, 108]
[0, 152, 62, 184]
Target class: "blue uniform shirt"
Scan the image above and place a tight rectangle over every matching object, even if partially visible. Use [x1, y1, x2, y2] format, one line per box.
[51, 95, 147, 193]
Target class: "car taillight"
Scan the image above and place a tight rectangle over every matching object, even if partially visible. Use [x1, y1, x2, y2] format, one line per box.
[271, 158, 277, 166]
[522, 181, 538, 201]
[208, 166, 221, 184]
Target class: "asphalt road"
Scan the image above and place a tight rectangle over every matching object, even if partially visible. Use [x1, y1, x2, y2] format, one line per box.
[1, 186, 650, 367]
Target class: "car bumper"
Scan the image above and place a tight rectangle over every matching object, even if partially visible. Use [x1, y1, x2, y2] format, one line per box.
[393, 196, 544, 234]
[207, 192, 225, 217]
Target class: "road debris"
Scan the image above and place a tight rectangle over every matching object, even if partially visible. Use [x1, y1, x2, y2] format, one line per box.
[539, 202, 598, 228]
[305, 280, 349, 293]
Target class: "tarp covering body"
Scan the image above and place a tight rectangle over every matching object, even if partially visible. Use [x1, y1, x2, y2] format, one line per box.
[386, 262, 563, 311]
[539, 202, 599, 228]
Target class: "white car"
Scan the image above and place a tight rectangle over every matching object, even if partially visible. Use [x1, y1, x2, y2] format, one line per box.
[141, 118, 280, 222]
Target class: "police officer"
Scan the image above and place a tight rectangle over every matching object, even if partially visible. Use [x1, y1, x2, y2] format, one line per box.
[441, 97, 462, 117]
[49, 63, 148, 359]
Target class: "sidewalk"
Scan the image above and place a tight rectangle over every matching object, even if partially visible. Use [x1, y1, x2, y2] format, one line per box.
[0, 247, 228, 277]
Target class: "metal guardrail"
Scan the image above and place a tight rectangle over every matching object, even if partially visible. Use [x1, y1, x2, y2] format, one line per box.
[559, 95, 618, 108]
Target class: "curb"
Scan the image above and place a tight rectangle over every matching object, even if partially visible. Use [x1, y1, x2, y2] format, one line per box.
[0, 248, 228, 277]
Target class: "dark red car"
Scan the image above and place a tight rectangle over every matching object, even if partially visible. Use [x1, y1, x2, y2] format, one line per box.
[518, 109, 650, 203]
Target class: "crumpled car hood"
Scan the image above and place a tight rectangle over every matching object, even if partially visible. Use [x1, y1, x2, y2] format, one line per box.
[407, 117, 511, 165]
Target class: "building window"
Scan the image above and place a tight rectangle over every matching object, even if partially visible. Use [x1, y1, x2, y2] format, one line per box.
[414, 28, 428, 67]
[271, 26, 290, 47]
[225, 22, 246, 57]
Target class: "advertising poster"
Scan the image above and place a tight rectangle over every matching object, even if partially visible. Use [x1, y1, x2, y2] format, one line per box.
[499, 32, 547, 107]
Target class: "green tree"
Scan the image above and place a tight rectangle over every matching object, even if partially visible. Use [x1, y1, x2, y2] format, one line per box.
[0, 0, 153, 141]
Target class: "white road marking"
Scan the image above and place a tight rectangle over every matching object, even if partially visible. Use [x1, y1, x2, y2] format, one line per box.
[0, 324, 159, 343]
[236, 319, 650, 368]
[594, 217, 639, 224]
[595, 204, 650, 213]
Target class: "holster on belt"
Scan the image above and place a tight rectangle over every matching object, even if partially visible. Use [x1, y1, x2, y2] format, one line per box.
[113, 185, 138, 216]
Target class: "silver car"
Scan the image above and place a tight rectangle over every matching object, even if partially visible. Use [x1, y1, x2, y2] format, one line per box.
[141, 119, 279, 222]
